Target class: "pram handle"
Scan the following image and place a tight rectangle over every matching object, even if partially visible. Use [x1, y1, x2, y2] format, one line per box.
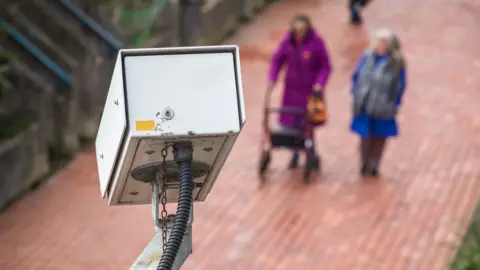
[262, 88, 306, 136]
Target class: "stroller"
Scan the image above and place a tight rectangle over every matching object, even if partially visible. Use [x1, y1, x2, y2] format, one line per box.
[259, 91, 326, 183]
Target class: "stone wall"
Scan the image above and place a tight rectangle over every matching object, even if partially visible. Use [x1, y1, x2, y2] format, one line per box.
[0, 0, 275, 209]
[0, 58, 54, 209]
[0, 0, 121, 209]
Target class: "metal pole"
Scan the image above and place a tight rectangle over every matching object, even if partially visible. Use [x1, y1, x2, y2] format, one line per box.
[151, 181, 161, 231]
[131, 207, 193, 269]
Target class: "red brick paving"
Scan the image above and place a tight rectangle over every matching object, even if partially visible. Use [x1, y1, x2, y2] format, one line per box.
[1, 0, 480, 269]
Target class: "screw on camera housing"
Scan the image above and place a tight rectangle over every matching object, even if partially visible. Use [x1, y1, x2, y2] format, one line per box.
[162, 107, 175, 120]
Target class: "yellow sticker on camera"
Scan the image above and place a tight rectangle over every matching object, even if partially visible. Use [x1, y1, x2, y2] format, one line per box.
[135, 120, 155, 131]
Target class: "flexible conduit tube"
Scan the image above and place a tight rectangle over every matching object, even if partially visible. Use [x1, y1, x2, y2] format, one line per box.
[156, 160, 194, 270]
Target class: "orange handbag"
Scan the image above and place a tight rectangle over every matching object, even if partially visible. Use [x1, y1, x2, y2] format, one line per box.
[307, 94, 327, 125]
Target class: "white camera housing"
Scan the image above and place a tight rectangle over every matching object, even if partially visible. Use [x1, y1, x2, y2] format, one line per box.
[95, 46, 245, 205]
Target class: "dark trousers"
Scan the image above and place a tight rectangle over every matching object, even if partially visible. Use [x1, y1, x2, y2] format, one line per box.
[360, 137, 387, 170]
[349, 0, 369, 21]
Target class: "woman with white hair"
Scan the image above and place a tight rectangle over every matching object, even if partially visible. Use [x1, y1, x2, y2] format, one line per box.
[350, 28, 407, 177]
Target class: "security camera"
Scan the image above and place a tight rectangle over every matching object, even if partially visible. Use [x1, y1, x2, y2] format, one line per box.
[95, 45, 246, 206]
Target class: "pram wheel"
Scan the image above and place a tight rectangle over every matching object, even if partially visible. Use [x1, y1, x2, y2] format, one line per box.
[259, 151, 271, 178]
[304, 154, 321, 183]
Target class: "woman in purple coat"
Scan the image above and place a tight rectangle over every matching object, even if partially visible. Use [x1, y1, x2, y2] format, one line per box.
[267, 14, 332, 168]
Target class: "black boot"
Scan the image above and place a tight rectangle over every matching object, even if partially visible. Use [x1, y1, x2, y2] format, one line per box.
[360, 164, 368, 176]
[370, 168, 380, 178]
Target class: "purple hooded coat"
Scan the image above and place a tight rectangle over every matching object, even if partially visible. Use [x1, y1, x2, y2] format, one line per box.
[268, 29, 332, 129]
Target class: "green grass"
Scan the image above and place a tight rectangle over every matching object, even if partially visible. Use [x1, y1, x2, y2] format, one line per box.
[451, 207, 480, 270]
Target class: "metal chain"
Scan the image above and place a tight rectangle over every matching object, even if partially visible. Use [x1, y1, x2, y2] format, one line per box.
[160, 144, 169, 252]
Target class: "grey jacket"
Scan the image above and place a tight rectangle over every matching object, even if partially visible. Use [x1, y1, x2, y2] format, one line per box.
[353, 50, 402, 119]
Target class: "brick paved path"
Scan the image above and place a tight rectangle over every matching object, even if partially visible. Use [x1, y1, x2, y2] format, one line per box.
[1, 0, 479, 269]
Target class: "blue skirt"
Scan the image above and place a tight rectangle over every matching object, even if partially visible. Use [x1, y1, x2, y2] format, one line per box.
[350, 114, 399, 138]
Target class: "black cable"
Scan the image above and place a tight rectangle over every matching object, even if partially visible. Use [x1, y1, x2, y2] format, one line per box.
[156, 160, 194, 270]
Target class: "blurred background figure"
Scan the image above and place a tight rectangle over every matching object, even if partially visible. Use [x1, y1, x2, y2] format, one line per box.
[349, 0, 370, 25]
[267, 14, 332, 169]
[350, 28, 406, 177]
